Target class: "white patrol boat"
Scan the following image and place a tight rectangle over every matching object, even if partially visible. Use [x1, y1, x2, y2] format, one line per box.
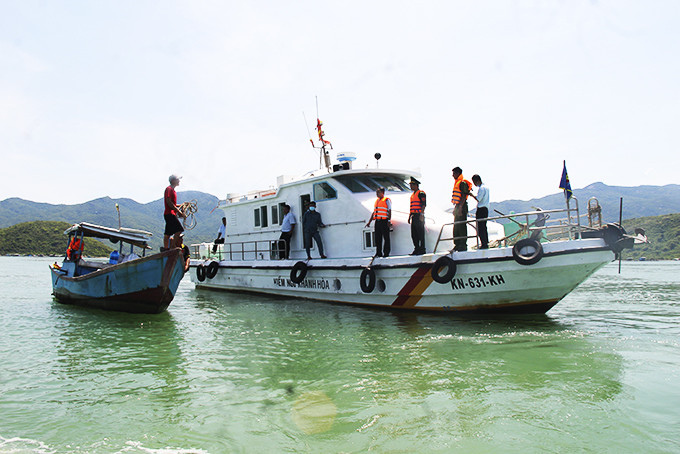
[188, 122, 643, 313]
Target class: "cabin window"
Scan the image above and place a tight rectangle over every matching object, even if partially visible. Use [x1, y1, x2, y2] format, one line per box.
[333, 174, 411, 193]
[364, 230, 375, 249]
[333, 175, 370, 193]
[278, 202, 287, 224]
[271, 205, 279, 225]
[313, 182, 337, 201]
[260, 206, 268, 228]
[254, 208, 261, 227]
[370, 175, 410, 192]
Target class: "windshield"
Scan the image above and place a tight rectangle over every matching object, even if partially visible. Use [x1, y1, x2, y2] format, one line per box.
[333, 174, 411, 193]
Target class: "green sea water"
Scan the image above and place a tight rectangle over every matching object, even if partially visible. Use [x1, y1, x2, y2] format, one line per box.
[1, 257, 679, 453]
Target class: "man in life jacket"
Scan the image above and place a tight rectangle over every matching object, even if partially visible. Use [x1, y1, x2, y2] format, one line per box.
[451, 167, 472, 251]
[66, 236, 82, 261]
[408, 177, 427, 255]
[366, 187, 392, 257]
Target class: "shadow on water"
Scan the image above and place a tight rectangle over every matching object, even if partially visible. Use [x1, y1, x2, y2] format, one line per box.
[40, 303, 192, 442]
[188, 288, 624, 421]
[152, 287, 628, 451]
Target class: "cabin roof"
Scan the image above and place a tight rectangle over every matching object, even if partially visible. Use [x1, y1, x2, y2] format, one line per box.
[226, 168, 420, 204]
[64, 222, 153, 249]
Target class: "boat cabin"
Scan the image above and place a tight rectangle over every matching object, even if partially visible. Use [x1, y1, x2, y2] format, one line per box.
[58, 222, 153, 277]
[195, 167, 502, 261]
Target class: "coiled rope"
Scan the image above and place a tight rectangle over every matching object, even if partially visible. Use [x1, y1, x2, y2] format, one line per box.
[178, 200, 198, 230]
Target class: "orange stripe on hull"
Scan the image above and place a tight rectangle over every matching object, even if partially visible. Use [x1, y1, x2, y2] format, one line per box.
[392, 265, 435, 308]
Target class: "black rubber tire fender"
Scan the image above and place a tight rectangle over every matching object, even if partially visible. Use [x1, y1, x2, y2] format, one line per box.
[360, 267, 376, 293]
[512, 238, 544, 266]
[196, 264, 206, 282]
[431, 256, 457, 284]
[206, 261, 219, 279]
[290, 261, 308, 284]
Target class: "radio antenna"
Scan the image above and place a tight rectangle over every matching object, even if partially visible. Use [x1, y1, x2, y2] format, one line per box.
[302, 111, 315, 150]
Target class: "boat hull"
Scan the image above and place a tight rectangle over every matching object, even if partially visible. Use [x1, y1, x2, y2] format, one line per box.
[189, 239, 614, 313]
[51, 249, 186, 314]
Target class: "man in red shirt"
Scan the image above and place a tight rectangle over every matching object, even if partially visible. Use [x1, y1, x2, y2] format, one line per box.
[164, 174, 185, 249]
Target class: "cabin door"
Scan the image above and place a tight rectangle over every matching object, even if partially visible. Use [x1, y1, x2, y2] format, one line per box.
[299, 193, 311, 251]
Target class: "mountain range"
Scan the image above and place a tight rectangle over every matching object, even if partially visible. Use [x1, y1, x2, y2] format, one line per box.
[1, 183, 678, 250]
[0, 191, 223, 250]
[491, 183, 680, 224]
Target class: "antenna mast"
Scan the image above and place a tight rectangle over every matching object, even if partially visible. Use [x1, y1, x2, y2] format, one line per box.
[309, 96, 333, 171]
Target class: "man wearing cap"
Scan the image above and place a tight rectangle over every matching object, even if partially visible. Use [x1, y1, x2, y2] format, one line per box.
[163, 174, 185, 250]
[408, 177, 427, 255]
[451, 167, 472, 251]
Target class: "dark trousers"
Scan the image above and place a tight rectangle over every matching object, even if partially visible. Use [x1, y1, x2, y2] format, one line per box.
[453, 203, 468, 251]
[304, 231, 324, 258]
[212, 237, 224, 253]
[411, 215, 426, 254]
[476, 207, 489, 249]
[374, 219, 391, 257]
[279, 231, 292, 259]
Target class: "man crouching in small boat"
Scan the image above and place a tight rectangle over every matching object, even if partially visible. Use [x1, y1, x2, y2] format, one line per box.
[172, 233, 191, 272]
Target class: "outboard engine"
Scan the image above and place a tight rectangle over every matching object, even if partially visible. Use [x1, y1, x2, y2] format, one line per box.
[600, 223, 634, 253]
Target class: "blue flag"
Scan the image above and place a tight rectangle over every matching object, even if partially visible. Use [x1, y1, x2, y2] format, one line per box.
[559, 161, 572, 200]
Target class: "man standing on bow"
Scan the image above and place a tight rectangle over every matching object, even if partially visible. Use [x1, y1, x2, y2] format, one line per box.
[472, 174, 490, 249]
[408, 177, 427, 255]
[163, 174, 185, 250]
[451, 167, 472, 252]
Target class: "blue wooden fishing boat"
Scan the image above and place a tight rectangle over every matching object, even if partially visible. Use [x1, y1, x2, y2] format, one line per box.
[50, 222, 187, 313]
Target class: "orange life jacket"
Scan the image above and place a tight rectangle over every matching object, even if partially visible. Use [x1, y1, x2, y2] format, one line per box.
[410, 190, 425, 214]
[67, 237, 82, 260]
[373, 197, 390, 220]
[451, 176, 472, 205]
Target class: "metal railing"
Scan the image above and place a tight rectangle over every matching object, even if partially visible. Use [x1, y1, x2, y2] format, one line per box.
[434, 197, 586, 253]
[191, 239, 287, 261]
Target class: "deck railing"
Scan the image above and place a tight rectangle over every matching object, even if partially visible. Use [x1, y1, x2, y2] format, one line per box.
[433, 197, 589, 253]
[191, 239, 286, 261]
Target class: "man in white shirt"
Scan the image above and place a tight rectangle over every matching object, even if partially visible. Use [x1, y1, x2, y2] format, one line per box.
[212, 217, 226, 254]
[279, 204, 296, 259]
[472, 175, 490, 249]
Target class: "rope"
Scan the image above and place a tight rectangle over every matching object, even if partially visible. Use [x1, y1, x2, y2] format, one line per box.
[178, 200, 198, 230]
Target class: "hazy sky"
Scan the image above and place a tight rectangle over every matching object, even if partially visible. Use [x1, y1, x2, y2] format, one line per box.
[2, 1, 678, 209]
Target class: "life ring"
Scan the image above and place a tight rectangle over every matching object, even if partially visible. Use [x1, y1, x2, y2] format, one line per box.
[431, 256, 457, 283]
[206, 261, 219, 279]
[360, 267, 376, 293]
[290, 261, 308, 284]
[196, 264, 206, 282]
[512, 238, 544, 265]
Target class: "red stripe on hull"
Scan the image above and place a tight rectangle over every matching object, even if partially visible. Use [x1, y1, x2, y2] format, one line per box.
[392, 265, 432, 307]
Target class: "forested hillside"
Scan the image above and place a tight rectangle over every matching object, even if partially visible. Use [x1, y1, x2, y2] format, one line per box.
[0, 221, 114, 257]
[622, 214, 680, 261]
[492, 183, 680, 223]
[0, 191, 222, 250]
